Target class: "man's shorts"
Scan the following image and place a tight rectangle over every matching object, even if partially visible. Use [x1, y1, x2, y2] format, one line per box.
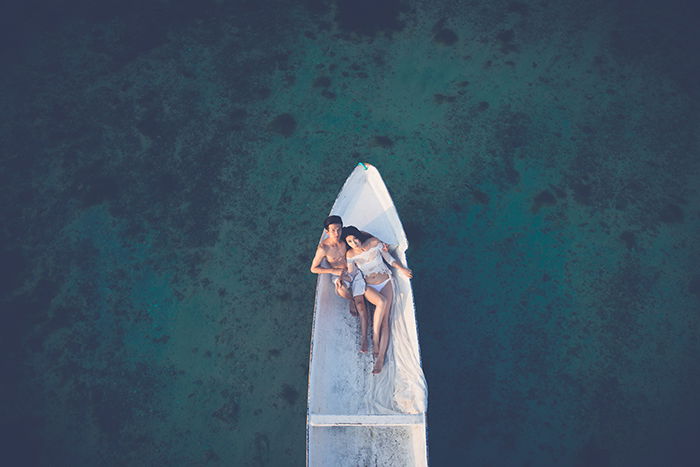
[333, 272, 366, 297]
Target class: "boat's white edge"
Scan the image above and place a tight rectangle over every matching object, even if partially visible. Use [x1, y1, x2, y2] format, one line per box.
[305, 266, 323, 467]
[305, 163, 428, 466]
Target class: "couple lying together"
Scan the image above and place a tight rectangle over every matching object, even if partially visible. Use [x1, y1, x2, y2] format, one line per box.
[310, 215, 413, 374]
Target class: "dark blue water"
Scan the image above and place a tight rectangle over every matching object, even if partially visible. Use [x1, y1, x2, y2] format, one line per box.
[2, 0, 699, 465]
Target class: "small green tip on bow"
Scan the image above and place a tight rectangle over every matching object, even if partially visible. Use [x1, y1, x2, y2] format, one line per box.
[357, 162, 368, 170]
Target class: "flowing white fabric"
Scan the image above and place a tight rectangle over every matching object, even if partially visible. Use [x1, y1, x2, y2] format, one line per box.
[363, 274, 427, 415]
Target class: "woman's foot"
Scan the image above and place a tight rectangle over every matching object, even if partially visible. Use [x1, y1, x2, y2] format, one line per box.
[372, 357, 384, 374]
[372, 336, 379, 359]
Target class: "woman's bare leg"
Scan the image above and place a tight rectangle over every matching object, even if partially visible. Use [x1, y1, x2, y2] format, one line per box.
[353, 296, 369, 352]
[363, 287, 386, 357]
[373, 282, 394, 374]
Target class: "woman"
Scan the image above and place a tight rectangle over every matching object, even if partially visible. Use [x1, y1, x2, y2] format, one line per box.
[342, 226, 413, 374]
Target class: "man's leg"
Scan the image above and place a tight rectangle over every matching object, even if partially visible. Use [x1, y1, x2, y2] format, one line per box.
[353, 295, 369, 352]
[335, 279, 358, 316]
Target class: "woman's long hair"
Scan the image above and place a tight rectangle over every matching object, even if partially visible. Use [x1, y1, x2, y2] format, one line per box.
[341, 226, 372, 246]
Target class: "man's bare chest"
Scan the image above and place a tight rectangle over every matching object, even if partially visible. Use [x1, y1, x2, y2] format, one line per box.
[325, 244, 347, 265]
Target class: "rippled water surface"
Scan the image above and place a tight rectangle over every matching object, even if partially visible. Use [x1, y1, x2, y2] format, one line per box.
[2, 0, 699, 465]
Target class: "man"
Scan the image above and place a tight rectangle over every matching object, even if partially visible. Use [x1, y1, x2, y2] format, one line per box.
[310, 215, 370, 352]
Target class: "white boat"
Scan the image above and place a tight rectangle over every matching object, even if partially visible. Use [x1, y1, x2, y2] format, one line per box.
[306, 163, 428, 466]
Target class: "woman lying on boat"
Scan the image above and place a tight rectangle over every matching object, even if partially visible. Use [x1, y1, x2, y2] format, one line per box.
[341, 226, 413, 374]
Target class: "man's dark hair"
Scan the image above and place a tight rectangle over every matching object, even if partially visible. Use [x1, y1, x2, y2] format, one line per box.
[323, 215, 343, 230]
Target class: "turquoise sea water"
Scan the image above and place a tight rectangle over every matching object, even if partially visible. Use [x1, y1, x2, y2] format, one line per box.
[2, 0, 699, 465]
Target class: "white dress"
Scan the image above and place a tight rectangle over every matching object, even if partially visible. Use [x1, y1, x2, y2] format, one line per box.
[347, 244, 395, 293]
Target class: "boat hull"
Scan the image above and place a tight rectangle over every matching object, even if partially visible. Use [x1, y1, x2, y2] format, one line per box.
[306, 164, 428, 466]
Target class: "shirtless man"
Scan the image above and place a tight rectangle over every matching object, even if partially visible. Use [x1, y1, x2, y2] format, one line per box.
[310, 215, 370, 352]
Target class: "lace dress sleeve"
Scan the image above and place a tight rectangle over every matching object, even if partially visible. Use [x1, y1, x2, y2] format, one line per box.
[346, 254, 357, 276]
[378, 244, 396, 266]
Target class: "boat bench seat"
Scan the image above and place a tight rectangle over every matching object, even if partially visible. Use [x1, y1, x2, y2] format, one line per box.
[308, 413, 425, 426]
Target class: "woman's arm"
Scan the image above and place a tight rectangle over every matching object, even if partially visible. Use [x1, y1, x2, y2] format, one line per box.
[346, 253, 356, 274]
[379, 246, 413, 278]
[338, 253, 357, 282]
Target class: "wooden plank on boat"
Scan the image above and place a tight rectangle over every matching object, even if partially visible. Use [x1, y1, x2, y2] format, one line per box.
[309, 414, 425, 427]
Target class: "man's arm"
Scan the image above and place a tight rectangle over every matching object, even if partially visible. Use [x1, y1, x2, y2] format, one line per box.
[310, 245, 344, 275]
